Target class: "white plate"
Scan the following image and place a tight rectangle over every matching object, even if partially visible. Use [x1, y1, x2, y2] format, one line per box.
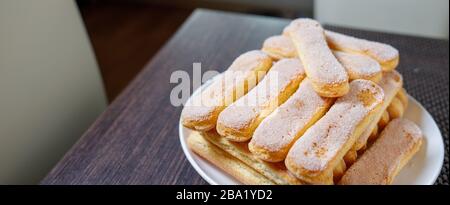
[179, 77, 445, 185]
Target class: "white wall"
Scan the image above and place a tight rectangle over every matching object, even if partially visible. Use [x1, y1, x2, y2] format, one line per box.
[0, 0, 107, 184]
[315, 0, 449, 39]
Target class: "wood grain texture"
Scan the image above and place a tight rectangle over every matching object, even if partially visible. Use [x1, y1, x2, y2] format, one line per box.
[41, 9, 449, 185]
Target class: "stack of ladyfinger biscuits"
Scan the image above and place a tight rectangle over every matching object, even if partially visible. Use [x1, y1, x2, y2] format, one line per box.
[182, 18, 423, 185]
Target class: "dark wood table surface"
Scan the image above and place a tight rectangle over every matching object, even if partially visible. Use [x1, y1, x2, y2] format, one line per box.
[42, 9, 449, 185]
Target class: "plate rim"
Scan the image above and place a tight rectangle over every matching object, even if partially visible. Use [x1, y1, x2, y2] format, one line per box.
[406, 96, 445, 185]
[179, 122, 219, 185]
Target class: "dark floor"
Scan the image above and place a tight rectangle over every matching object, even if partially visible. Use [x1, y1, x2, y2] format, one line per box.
[79, 3, 193, 101]
[78, 1, 311, 102]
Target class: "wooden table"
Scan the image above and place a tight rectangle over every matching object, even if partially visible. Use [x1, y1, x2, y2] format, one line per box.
[42, 9, 449, 185]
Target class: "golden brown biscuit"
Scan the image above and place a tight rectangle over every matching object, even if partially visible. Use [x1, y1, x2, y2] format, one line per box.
[333, 51, 382, 83]
[325, 31, 399, 71]
[187, 132, 274, 185]
[262, 35, 297, 60]
[339, 118, 423, 185]
[285, 79, 384, 184]
[249, 79, 334, 162]
[333, 159, 347, 183]
[287, 19, 349, 97]
[283, 21, 399, 71]
[181, 50, 272, 131]
[357, 144, 367, 154]
[217, 58, 306, 142]
[368, 124, 379, 142]
[396, 88, 409, 109]
[262, 35, 382, 82]
[387, 97, 405, 119]
[343, 148, 358, 167]
[378, 111, 390, 130]
[201, 131, 303, 185]
[354, 71, 403, 150]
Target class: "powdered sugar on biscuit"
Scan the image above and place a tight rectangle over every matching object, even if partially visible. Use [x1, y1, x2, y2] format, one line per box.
[325, 30, 399, 63]
[251, 79, 332, 152]
[286, 80, 384, 172]
[340, 118, 423, 185]
[182, 50, 271, 123]
[218, 58, 305, 130]
[333, 51, 381, 80]
[289, 19, 348, 84]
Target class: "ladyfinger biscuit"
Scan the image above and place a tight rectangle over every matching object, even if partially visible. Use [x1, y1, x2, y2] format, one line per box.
[343, 148, 358, 167]
[333, 51, 382, 83]
[262, 35, 297, 60]
[333, 159, 347, 183]
[378, 111, 390, 129]
[354, 71, 403, 150]
[359, 144, 368, 153]
[217, 58, 306, 142]
[396, 88, 409, 109]
[387, 97, 405, 119]
[368, 124, 379, 142]
[201, 131, 303, 185]
[283, 20, 399, 71]
[181, 50, 272, 131]
[249, 79, 334, 162]
[187, 132, 274, 185]
[285, 79, 384, 184]
[288, 19, 349, 97]
[339, 118, 423, 185]
[262, 35, 382, 82]
[324, 31, 399, 71]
